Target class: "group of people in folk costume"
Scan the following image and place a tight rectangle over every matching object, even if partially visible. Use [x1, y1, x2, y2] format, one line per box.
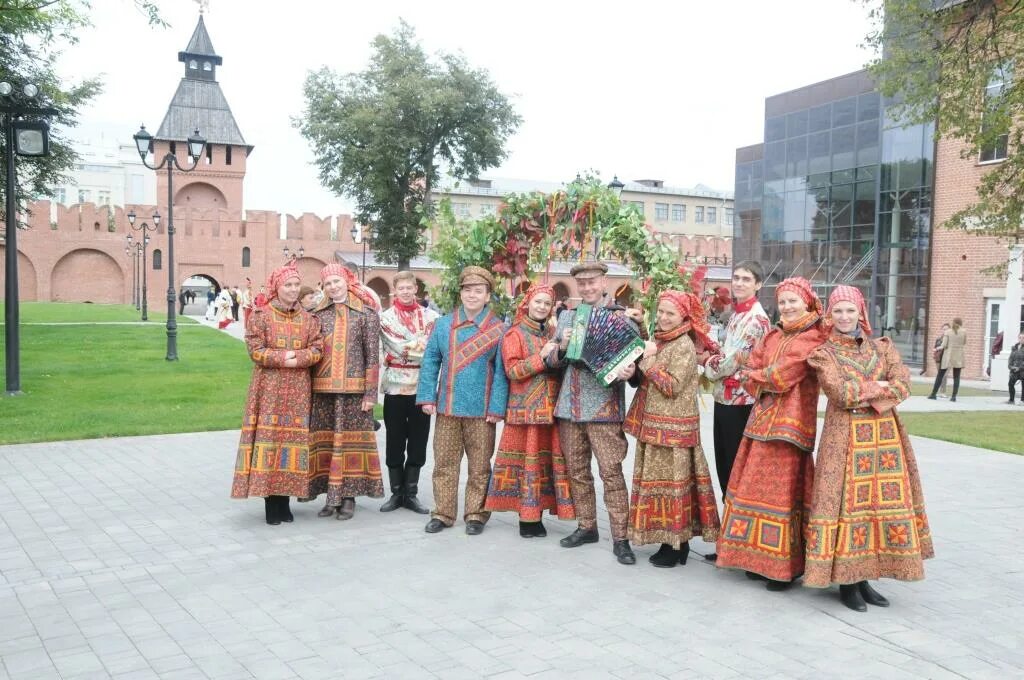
[231, 257, 933, 613]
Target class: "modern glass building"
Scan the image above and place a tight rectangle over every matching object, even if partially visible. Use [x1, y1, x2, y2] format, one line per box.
[733, 69, 934, 365]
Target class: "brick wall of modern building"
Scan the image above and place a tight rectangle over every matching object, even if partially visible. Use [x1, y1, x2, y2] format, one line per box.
[929, 135, 1009, 380]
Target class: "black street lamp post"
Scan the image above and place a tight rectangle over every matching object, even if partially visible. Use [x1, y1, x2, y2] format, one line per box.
[2, 80, 57, 395]
[126, 211, 158, 321]
[132, 125, 206, 361]
[125, 238, 140, 308]
[350, 225, 377, 283]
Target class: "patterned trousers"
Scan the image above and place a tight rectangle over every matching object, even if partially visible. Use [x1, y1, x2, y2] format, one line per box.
[431, 415, 496, 526]
[558, 420, 629, 540]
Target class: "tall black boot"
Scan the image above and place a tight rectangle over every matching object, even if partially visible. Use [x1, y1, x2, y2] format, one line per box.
[402, 466, 430, 514]
[379, 466, 404, 512]
[277, 496, 293, 523]
[264, 497, 280, 525]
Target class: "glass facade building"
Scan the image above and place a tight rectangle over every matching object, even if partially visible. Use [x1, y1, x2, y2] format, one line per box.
[733, 69, 934, 366]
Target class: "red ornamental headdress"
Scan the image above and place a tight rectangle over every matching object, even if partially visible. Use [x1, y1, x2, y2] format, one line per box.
[266, 264, 301, 304]
[319, 263, 379, 311]
[775, 276, 823, 315]
[658, 289, 718, 353]
[514, 283, 556, 324]
[826, 284, 873, 335]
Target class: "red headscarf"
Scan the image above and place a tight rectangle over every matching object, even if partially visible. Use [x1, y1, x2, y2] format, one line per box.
[776, 276, 823, 315]
[826, 284, 873, 335]
[266, 265, 301, 304]
[658, 289, 718, 353]
[319, 263, 379, 311]
[515, 283, 556, 325]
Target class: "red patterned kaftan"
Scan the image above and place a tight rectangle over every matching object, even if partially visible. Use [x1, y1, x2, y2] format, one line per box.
[716, 313, 825, 581]
[231, 301, 324, 499]
[484, 317, 574, 521]
[803, 333, 933, 587]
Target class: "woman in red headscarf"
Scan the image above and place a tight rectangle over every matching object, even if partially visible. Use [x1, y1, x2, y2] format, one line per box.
[804, 285, 933, 612]
[231, 264, 325, 525]
[308, 263, 384, 520]
[715, 277, 826, 588]
[624, 290, 721, 567]
[484, 283, 575, 536]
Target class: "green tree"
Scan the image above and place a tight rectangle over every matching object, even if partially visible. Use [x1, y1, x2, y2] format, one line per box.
[0, 1, 163, 229]
[864, 0, 1024, 249]
[295, 20, 522, 271]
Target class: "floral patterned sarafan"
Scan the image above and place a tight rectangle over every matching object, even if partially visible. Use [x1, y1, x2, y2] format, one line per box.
[803, 332, 934, 587]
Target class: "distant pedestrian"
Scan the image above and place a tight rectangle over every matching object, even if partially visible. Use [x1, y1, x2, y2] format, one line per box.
[231, 285, 242, 321]
[988, 331, 1004, 377]
[215, 287, 234, 329]
[1008, 332, 1024, 405]
[205, 288, 217, 321]
[178, 290, 187, 315]
[928, 318, 967, 402]
[241, 279, 254, 327]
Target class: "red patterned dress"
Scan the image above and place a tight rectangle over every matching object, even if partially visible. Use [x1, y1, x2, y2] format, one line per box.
[625, 323, 720, 548]
[716, 313, 825, 581]
[231, 300, 324, 499]
[484, 317, 575, 521]
[804, 333, 933, 587]
[309, 295, 384, 504]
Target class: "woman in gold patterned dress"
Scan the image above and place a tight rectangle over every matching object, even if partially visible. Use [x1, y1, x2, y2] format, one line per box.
[231, 264, 324, 525]
[625, 290, 720, 567]
[805, 285, 934, 612]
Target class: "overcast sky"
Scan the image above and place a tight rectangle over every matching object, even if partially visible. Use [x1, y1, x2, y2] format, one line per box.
[61, 0, 877, 216]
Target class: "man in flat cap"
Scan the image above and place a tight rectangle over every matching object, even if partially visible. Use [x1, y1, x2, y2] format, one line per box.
[417, 266, 509, 535]
[545, 261, 640, 565]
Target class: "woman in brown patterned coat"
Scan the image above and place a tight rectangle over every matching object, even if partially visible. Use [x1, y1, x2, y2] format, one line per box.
[231, 264, 324, 525]
[308, 264, 384, 520]
[805, 285, 934, 612]
[625, 290, 721, 567]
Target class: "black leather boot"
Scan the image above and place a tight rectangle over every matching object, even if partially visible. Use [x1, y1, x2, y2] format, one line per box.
[840, 584, 867, 612]
[264, 497, 280, 525]
[649, 544, 682, 568]
[402, 466, 430, 514]
[559, 527, 599, 548]
[613, 539, 636, 565]
[277, 496, 293, 523]
[379, 466, 404, 512]
[858, 581, 890, 607]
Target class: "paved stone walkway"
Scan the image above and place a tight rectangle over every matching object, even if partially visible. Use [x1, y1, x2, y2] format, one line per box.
[1, 417, 1022, 680]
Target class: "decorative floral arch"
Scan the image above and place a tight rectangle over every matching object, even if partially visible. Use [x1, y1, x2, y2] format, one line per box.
[428, 175, 702, 323]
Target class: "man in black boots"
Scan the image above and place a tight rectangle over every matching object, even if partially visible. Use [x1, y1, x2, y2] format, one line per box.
[378, 271, 440, 514]
[700, 261, 771, 561]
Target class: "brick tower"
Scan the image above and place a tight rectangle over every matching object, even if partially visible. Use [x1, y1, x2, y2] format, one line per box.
[153, 14, 251, 213]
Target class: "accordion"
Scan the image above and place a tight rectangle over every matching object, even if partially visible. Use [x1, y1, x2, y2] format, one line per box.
[565, 304, 645, 385]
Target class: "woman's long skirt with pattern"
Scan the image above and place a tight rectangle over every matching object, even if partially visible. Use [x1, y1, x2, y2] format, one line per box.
[309, 393, 384, 505]
[627, 443, 720, 548]
[231, 367, 313, 499]
[484, 424, 575, 521]
[716, 438, 814, 581]
[803, 413, 933, 587]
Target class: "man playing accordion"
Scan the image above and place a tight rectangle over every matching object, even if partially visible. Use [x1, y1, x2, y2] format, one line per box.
[545, 262, 642, 565]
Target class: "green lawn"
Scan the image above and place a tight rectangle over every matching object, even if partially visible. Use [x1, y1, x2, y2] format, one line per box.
[1, 301, 196, 324]
[0, 303, 382, 444]
[908, 382, 994, 398]
[900, 411, 1024, 455]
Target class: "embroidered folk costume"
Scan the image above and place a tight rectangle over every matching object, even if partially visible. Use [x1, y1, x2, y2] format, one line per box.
[417, 266, 509, 534]
[309, 264, 384, 518]
[546, 262, 637, 565]
[625, 290, 721, 565]
[231, 265, 324, 525]
[703, 281, 771, 502]
[484, 284, 575, 535]
[804, 285, 933, 610]
[716, 277, 825, 586]
[379, 279, 440, 513]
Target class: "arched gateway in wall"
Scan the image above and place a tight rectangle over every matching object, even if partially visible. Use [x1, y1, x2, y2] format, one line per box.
[0, 248, 38, 300]
[51, 248, 124, 303]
